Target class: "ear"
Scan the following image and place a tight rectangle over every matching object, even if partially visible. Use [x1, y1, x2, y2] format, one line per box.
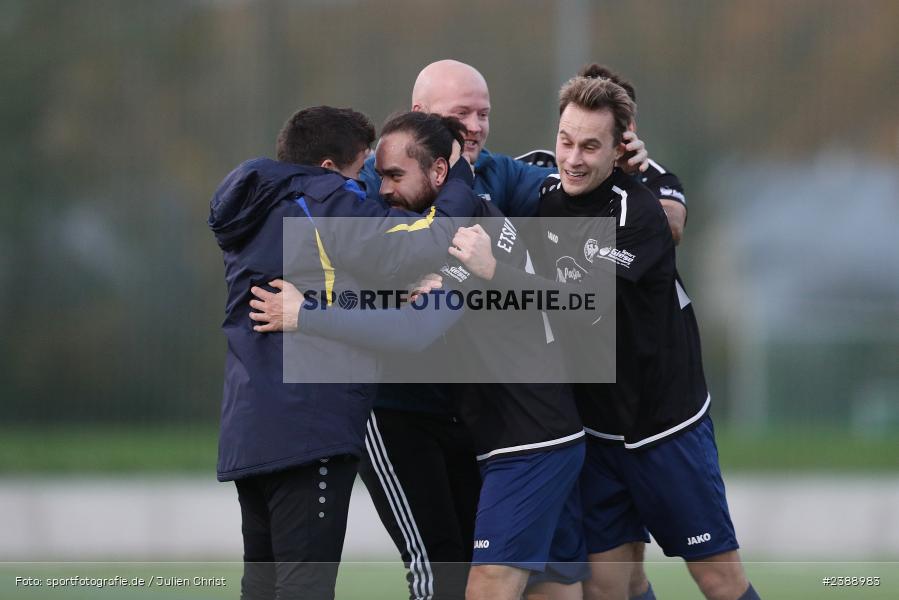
[614, 141, 626, 162]
[627, 120, 637, 132]
[411, 103, 427, 113]
[431, 157, 449, 187]
[320, 158, 339, 172]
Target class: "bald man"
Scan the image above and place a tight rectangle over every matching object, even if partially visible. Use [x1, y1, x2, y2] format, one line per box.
[411, 60, 491, 165]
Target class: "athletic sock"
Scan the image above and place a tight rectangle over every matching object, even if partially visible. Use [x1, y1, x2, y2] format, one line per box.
[630, 582, 656, 600]
[738, 583, 760, 599]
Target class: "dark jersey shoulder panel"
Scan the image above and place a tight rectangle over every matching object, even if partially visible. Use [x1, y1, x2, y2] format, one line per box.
[640, 159, 686, 207]
[538, 170, 672, 284]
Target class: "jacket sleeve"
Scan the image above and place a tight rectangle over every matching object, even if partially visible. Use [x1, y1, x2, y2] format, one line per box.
[357, 154, 382, 202]
[297, 292, 464, 352]
[493, 155, 555, 218]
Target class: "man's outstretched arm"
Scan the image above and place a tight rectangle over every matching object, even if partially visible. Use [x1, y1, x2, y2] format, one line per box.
[249, 279, 463, 353]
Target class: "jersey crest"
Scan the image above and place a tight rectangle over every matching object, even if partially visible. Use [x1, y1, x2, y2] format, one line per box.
[584, 238, 600, 263]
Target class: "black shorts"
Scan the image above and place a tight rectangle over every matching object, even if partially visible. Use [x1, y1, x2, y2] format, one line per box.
[235, 454, 358, 599]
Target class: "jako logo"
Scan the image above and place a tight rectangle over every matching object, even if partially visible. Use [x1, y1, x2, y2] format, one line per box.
[687, 533, 711, 546]
[473, 539, 490, 549]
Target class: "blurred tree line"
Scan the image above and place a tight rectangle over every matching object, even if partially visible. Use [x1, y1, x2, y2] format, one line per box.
[1, 0, 896, 425]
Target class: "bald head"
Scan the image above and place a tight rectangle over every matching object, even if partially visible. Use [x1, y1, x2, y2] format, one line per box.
[411, 60, 491, 162]
[412, 60, 488, 107]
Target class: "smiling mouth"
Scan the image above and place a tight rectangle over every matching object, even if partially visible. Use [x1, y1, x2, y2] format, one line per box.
[564, 169, 587, 180]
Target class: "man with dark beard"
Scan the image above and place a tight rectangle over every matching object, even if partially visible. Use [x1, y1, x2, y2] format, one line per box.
[252, 111, 590, 600]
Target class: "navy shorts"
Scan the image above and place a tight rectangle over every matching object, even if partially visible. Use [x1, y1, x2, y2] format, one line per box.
[473, 442, 587, 575]
[580, 415, 739, 560]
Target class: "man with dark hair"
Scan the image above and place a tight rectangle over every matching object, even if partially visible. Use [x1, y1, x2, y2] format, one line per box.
[275, 105, 375, 177]
[251, 109, 484, 600]
[451, 77, 760, 600]
[209, 105, 480, 600]
[380, 111, 467, 176]
[376, 111, 470, 211]
[377, 110, 587, 600]
[252, 111, 589, 600]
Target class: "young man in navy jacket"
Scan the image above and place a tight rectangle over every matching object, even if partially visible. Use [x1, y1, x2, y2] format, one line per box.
[209, 106, 479, 600]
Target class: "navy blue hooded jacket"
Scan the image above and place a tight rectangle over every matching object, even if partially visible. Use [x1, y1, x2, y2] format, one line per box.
[209, 158, 478, 481]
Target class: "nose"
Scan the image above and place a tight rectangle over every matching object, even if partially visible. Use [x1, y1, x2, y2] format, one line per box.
[379, 179, 393, 198]
[567, 147, 583, 167]
[463, 114, 481, 135]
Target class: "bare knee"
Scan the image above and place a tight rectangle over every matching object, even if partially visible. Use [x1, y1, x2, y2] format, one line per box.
[466, 565, 529, 600]
[628, 565, 649, 597]
[526, 581, 584, 600]
[627, 544, 649, 597]
[584, 577, 627, 600]
[687, 551, 749, 600]
[585, 543, 642, 600]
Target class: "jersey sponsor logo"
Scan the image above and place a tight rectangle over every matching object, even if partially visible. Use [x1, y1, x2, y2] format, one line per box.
[597, 247, 636, 269]
[659, 187, 686, 203]
[496, 218, 517, 253]
[686, 532, 711, 546]
[556, 256, 588, 283]
[440, 264, 471, 284]
[473, 539, 490, 549]
[547, 230, 559, 244]
[478, 193, 492, 202]
[584, 238, 600, 263]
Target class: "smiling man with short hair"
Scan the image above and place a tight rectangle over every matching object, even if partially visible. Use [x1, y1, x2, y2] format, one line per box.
[452, 76, 760, 600]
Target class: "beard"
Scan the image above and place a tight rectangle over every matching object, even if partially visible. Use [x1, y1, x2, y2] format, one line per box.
[388, 178, 439, 213]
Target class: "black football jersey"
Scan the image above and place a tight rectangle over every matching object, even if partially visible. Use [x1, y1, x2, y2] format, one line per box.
[535, 168, 708, 448]
[437, 201, 584, 460]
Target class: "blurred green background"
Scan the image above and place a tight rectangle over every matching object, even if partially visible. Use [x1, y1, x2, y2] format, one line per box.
[2, 0, 897, 472]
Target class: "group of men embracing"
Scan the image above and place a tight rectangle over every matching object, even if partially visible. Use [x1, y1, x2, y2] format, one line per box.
[208, 59, 761, 600]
